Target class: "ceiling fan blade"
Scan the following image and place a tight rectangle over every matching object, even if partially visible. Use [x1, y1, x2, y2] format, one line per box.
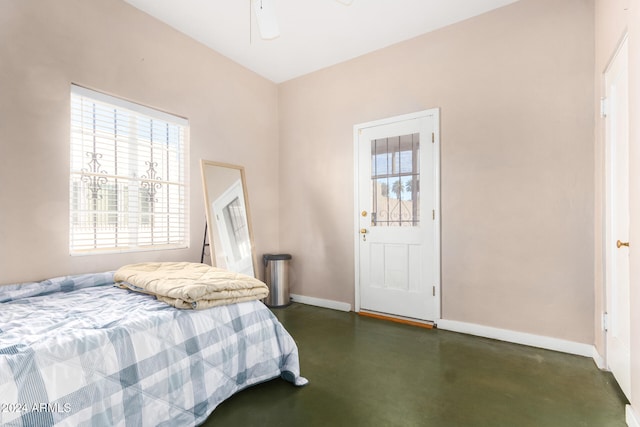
[252, 0, 280, 40]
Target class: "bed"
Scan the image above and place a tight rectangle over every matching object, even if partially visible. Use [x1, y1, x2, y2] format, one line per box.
[0, 269, 307, 426]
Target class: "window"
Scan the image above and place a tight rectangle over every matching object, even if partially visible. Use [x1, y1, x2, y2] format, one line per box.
[371, 133, 420, 226]
[70, 85, 188, 254]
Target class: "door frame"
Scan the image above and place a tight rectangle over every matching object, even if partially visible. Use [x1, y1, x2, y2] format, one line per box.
[353, 109, 441, 321]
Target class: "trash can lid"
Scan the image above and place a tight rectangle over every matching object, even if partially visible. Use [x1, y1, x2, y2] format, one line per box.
[263, 254, 292, 261]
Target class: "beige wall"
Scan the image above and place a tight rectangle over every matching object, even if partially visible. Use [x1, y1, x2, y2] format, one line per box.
[0, 0, 280, 284]
[278, 0, 595, 344]
[594, 0, 640, 415]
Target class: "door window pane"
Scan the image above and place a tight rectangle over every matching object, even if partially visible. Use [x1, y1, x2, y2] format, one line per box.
[371, 133, 420, 226]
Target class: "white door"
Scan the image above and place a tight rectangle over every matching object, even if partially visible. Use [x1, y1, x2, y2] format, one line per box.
[354, 110, 440, 321]
[604, 36, 631, 401]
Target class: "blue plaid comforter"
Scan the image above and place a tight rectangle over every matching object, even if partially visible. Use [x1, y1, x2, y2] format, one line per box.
[0, 272, 307, 426]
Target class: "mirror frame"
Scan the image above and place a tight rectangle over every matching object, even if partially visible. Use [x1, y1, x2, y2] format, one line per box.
[200, 159, 258, 277]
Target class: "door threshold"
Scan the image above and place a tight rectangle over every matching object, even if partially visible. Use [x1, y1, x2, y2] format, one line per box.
[358, 310, 435, 329]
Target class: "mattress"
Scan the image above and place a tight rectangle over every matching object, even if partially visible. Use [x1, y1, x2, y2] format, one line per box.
[0, 272, 306, 426]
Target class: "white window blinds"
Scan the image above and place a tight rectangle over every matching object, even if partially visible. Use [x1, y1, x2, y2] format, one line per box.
[70, 85, 188, 254]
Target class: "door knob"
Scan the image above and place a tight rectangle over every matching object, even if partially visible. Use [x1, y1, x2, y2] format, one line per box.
[617, 240, 630, 248]
[360, 228, 368, 234]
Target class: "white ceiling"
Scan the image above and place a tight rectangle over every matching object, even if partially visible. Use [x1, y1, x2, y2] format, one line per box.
[124, 0, 520, 83]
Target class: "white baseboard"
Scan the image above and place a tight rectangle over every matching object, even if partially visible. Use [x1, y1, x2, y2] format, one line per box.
[628, 405, 640, 427]
[289, 293, 351, 312]
[436, 318, 595, 359]
[591, 347, 607, 370]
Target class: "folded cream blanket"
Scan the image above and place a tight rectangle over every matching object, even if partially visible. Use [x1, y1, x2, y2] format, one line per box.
[114, 262, 269, 309]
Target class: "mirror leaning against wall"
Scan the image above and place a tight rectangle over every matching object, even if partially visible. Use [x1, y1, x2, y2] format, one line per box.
[200, 160, 257, 278]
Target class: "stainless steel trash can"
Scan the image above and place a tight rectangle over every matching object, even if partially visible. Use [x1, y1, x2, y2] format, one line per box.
[263, 254, 292, 308]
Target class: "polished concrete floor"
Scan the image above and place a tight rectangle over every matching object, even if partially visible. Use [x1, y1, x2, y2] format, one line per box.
[203, 303, 627, 427]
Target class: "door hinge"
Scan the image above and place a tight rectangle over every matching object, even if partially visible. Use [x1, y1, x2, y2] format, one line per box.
[600, 97, 608, 118]
[432, 210, 435, 220]
[432, 286, 436, 297]
[432, 132, 435, 143]
[602, 312, 608, 332]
